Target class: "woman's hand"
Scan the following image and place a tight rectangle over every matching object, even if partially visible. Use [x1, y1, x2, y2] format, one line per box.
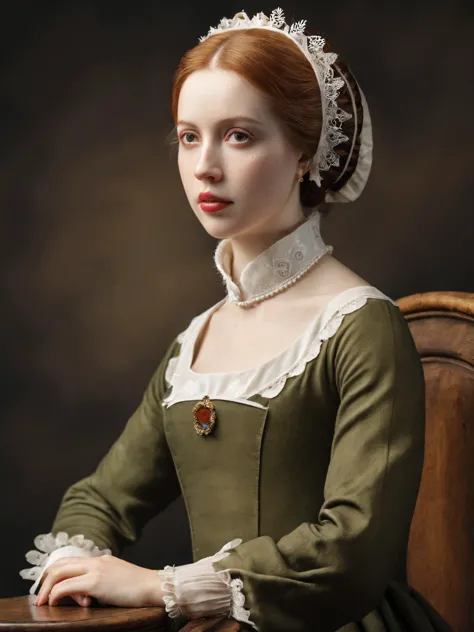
[33, 555, 165, 608]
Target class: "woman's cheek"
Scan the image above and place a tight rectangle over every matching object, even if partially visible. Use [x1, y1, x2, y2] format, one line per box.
[177, 152, 191, 181]
[252, 155, 289, 202]
[239, 153, 275, 188]
[178, 159, 195, 201]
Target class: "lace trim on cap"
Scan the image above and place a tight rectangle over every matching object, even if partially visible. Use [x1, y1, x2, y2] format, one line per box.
[199, 9, 352, 187]
[20, 532, 111, 595]
[163, 286, 397, 407]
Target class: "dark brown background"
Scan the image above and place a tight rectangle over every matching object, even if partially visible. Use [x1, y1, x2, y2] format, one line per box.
[1, 0, 472, 599]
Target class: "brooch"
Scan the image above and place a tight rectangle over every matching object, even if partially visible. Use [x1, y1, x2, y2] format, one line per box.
[192, 395, 217, 436]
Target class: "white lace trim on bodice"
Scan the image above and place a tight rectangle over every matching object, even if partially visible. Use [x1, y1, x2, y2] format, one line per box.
[162, 285, 397, 408]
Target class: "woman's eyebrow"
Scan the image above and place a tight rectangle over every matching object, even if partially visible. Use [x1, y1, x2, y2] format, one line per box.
[177, 116, 264, 127]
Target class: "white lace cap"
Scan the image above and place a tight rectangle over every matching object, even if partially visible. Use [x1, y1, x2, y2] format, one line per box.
[198, 8, 353, 189]
[325, 86, 373, 203]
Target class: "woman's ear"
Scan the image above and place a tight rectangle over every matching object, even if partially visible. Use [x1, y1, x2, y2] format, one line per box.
[297, 153, 311, 179]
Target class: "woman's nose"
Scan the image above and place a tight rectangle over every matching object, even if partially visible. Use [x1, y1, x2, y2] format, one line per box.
[194, 145, 222, 181]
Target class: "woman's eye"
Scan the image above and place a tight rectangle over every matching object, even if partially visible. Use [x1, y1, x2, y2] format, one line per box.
[228, 131, 251, 143]
[181, 132, 197, 144]
[179, 130, 251, 145]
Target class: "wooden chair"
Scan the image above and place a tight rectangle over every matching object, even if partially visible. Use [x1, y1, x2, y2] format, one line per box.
[397, 291, 474, 632]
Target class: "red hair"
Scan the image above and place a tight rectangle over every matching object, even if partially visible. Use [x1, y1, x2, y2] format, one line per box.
[171, 28, 364, 211]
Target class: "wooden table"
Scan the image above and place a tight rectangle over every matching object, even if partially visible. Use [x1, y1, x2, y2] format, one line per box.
[0, 595, 168, 631]
[0, 596, 241, 632]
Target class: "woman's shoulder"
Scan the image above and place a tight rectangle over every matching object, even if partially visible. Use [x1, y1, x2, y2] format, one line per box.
[305, 255, 400, 329]
[322, 282, 418, 369]
[310, 253, 369, 291]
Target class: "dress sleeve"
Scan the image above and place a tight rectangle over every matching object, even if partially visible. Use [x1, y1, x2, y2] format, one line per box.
[211, 299, 426, 632]
[20, 337, 183, 593]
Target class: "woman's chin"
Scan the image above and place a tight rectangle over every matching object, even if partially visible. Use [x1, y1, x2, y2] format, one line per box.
[197, 214, 243, 239]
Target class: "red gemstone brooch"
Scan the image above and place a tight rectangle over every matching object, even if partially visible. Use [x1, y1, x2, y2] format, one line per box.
[192, 395, 217, 436]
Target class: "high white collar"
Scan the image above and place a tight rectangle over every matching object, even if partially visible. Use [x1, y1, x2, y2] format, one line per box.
[213, 210, 332, 304]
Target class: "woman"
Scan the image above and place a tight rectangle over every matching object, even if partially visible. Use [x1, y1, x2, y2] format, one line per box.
[20, 9, 453, 632]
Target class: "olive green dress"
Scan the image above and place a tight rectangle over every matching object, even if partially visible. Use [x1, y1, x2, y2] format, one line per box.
[50, 286, 453, 632]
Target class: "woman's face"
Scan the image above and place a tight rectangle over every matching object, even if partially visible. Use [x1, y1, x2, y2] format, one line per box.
[176, 68, 305, 241]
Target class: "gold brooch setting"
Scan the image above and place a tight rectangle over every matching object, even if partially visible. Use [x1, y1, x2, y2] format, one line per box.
[192, 395, 217, 435]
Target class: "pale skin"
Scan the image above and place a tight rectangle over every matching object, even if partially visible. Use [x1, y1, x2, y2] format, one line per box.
[34, 65, 365, 611]
[34, 555, 165, 607]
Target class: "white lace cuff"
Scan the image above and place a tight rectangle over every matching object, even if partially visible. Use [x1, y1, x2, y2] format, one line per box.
[159, 538, 257, 629]
[19, 532, 112, 595]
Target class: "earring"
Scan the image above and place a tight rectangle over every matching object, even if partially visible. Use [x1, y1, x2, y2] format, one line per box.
[298, 176, 304, 183]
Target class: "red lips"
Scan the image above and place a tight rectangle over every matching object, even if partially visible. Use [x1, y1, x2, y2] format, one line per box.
[198, 192, 232, 203]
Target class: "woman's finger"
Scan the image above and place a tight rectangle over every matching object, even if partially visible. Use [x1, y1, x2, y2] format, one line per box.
[35, 563, 87, 606]
[71, 594, 91, 607]
[48, 576, 93, 606]
[53, 594, 91, 607]
[36, 564, 85, 605]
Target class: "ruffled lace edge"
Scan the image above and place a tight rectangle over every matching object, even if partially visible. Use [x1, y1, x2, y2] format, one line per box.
[259, 293, 374, 397]
[211, 538, 257, 629]
[158, 538, 249, 622]
[214, 571, 258, 630]
[20, 532, 111, 595]
[159, 565, 181, 618]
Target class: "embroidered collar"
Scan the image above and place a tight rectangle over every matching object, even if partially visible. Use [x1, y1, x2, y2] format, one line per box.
[213, 210, 332, 303]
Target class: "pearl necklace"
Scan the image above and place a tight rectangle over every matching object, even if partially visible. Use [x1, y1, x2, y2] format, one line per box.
[231, 245, 333, 309]
[214, 211, 333, 309]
